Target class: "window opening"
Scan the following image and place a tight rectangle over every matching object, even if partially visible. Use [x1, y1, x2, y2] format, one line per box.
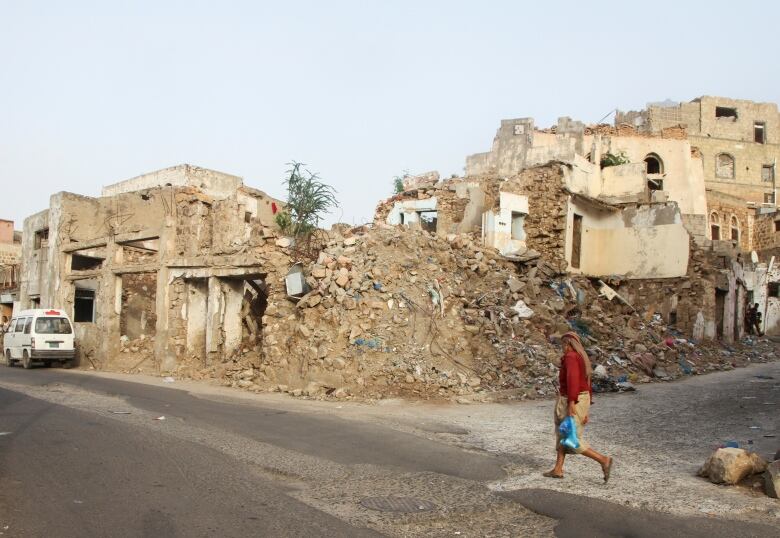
[34, 228, 49, 249]
[71, 254, 104, 271]
[765, 193, 775, 204]
[755, 122, 766, 144]
[762, 165, 775, 183]
[510, 212, 526, 241]
[644, 154, 663, 175]
[770, 282, 780, 298]
[774, 220, 780, 232]
[716, 154, 735, 179]
[74, 289, 96, 322]
[730, 216, 739, 242]
[715, 106, 737, 120]
[418, 211, 438, 233]
[710, 213, 720, 240]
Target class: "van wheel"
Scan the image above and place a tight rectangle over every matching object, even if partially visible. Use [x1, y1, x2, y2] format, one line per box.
[4, 350, 12, 367]
[22, 350, 32, 370]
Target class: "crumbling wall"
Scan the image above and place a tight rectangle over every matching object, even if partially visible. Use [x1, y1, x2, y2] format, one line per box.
[499, 163, 569, 269]
[176, 194, 213, 256]
[375, 181, 483, 235]
[120, 272, 157, 339]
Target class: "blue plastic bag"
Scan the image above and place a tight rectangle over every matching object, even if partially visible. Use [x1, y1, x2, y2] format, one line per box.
[559, 416, 580, 451]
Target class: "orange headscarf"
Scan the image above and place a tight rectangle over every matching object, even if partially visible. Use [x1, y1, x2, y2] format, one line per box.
[561, 331, 593, 380]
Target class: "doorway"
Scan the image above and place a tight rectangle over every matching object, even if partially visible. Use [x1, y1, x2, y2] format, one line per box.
[571, 214, 583, 269]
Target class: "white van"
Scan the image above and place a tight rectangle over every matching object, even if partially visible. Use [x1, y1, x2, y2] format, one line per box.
[3, 309, 76, 369]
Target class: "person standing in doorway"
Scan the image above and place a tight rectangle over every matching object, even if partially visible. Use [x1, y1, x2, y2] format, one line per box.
[745, 304, 755, 335]
[753, 304, 764, 336]
[544, 332, 613, 482]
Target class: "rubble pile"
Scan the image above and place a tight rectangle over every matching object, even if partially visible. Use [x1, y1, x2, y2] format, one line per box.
[202, 223, 777, 401]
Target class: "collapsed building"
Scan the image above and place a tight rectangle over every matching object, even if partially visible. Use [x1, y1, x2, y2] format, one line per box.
[13, 102, 780, 401]
[19, 165, 284, 372]
[377, 116, 752, 342]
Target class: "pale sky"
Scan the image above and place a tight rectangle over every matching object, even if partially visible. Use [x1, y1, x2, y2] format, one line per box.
[1, 0, 778, 230]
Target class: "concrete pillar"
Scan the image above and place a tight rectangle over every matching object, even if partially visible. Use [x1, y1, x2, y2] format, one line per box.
[100, 237, 122, 364]
[206, 276, 224, 361]
[155, 267, 176, 372]
[186, 279, 208, 365]
[222, 280, 244, 358]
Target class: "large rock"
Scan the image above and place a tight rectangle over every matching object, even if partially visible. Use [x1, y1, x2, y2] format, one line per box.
[698, 448, 768, 485]
[765, 460, 780, 499]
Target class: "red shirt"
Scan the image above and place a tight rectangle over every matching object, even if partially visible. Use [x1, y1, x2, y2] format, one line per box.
[559, 350, 592, 404]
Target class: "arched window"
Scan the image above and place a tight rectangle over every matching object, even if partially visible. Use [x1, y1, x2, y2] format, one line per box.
[644, 153, 664, 175]
[716, 153, 735, 179]
[730, 216, 740, 242]
[710, 212, 721, 240]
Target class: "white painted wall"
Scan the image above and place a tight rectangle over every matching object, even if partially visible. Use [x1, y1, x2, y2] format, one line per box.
[565, 197, 689, 278]
[386, 197, 438, 226]
[481, 192, 530, 255]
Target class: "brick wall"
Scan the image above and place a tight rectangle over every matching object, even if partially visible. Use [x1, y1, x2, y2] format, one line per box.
[0, 220, 13, 244]
[705, 191, 755, 250]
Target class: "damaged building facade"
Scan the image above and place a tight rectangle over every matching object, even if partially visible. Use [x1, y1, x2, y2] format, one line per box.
[378, 114, 752, 342]
[0, 219, 21, 321]
[18, 165, 284, 372]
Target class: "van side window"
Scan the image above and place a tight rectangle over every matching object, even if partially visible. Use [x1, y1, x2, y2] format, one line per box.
[23, 318, 33, 334]
[15, 319, 26, 333]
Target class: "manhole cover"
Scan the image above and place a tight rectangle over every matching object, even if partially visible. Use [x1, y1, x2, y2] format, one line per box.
[360, 496, 437, 513]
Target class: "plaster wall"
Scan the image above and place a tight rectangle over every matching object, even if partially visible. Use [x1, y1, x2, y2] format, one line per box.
[565, 199, 689, 278]
[481, 192, 530, 255]
[385, 197, 438, 227]
[584, 135, 708, 217]
[102, 164, 243, 198]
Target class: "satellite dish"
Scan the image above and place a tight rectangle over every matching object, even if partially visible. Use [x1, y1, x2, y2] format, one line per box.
[751, 251, 759, 264]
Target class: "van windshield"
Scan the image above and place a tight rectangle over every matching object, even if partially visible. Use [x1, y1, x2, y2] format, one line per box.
[35, 317, 72, 334]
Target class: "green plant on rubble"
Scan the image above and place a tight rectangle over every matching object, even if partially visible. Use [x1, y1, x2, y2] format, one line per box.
[274, 161, 338, 238]
[600, 151, 630, 168]
[393, 169, 410, 194]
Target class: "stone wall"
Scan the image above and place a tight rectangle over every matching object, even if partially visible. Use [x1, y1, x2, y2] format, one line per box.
[498, 163, 568, 269]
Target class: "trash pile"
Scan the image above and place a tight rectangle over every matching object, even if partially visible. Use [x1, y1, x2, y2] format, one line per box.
[207, 223, 778, 401]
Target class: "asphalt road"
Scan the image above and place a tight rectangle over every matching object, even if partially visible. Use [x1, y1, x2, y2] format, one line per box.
[0, 366, 778, 537]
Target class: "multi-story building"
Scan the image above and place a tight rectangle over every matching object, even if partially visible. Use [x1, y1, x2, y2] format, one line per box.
[0, 219, 21, 322]
[617, 97, 780, 249]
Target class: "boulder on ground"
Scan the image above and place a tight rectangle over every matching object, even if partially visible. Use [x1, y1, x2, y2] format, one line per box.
[765, 460, 780, 499]
[698, 448, 768, 485]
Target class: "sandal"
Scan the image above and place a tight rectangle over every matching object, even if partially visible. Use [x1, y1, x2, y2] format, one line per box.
[602, 457, 613, 483]
[542, 470, 564, 479]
